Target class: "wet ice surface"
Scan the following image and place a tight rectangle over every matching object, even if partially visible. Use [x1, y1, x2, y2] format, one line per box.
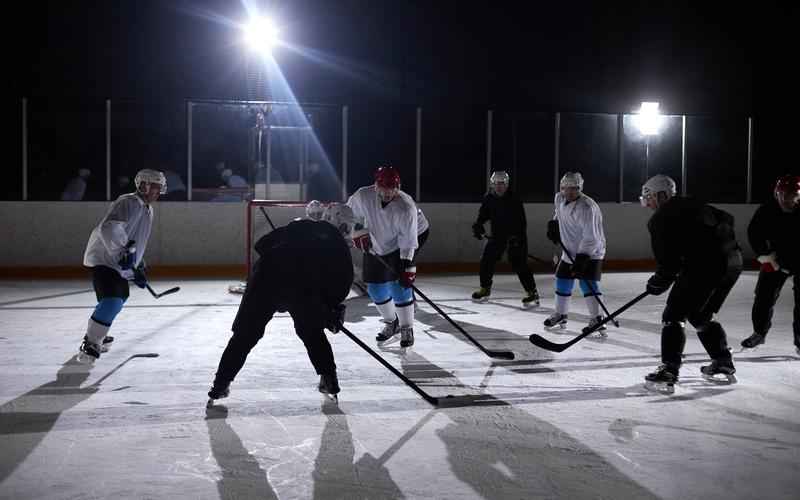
[1, 272, 798, 499]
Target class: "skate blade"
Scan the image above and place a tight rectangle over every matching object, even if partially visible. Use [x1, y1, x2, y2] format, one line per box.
[321, 393, 339, 403]
[702, 373, 738, 384]
[377, 335, 400, 347]
[206, 398, 216, 408]
[644, 380, 675, 394]
[589, 330, 608, 339]
[522, 301, 540, 309]
[76, 352, 97, 365]
[544, 323, 567, 330]
[472, 297, 490, 303]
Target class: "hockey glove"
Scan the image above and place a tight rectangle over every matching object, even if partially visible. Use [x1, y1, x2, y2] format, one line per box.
[646, 273, 673, 296]
[398, 259, 416, 288]
[352, 228, 371, 251]
[756, 253, 780, 273]
[118, 240, 136, 270]
[325, 303, 346, 334]
[571, 253, 590, 278]
[546, 220, 560, 244]
[472, 223, 485, 240]
[132, 264, 148, 289]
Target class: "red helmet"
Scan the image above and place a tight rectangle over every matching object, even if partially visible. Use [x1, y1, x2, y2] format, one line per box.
[374, 166, 401, 190]
[774, 175, 800, 196]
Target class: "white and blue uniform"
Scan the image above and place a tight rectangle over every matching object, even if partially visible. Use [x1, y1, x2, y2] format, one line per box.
[552, 192, 607, 317]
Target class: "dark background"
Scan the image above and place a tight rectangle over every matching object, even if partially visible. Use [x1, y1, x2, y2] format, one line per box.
[9, 0, 796, 203]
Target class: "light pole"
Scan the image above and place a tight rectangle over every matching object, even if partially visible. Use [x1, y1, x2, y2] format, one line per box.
[635, 101, 661, 181]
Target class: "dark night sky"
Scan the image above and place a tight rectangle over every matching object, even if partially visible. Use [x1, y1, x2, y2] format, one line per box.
[15, 1, 793, 116]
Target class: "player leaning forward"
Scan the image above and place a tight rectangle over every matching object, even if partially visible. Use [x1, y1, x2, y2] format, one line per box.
[207, 204, 356, 404]
[78, 169, 166, 363]
[348, 166, 429, 348]
[641, 174, 742, 392]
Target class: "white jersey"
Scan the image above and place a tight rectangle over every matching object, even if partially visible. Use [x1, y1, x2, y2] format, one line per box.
[553, 192, 606, 262]
[347, 185, 419, 261]
[417, 207, 430, 235]
[83, 193, 154, 279]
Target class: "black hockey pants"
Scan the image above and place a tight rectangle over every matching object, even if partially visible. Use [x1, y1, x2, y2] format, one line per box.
[751, 269, 800, 344]
[479, 237, 536, 291]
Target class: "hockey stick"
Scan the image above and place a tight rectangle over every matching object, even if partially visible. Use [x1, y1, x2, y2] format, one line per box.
[556, 241, 620, 328]
[89, 353, 160, 387]
[339, 324, 443, 405]
[528, 291, 649, 352]
[368, 251, 515, 360]
[145, 284, 181, 299]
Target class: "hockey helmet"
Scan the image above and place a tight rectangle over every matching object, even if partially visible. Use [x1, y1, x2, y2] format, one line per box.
[305, 200, 325, 221]
[135, 169, 167, 195]
[559, 171, 584, 191]
[640, 174, 676, 207]
[322, 202, 356, 236]
[375, 166, 401, 202]
[774, 174, 800, 210]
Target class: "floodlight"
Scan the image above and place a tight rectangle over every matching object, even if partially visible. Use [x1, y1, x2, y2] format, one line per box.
[244, 16, 279, 55]
[636, 101, 662, 136]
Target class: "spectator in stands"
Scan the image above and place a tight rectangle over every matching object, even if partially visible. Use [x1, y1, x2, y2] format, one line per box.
[61, 169, 91, 201]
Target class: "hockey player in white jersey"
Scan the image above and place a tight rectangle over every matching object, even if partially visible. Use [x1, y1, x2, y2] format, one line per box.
[544, 172, 608, 335]
[77, 169, 166, 363]
[347, 166, 430, 348]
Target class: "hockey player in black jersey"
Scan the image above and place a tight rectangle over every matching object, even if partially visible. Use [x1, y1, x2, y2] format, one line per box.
[207, 203, 355, 405]
[471, 171, 539, 307]
[640, 175, 742, 393]
[741, 175, 800, 352]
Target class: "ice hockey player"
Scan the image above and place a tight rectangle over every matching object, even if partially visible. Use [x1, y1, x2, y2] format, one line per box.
[77, 169, 167, 363]
[347, 166, 429, 348]
[543, 172, 607, 334]
[471, 170, 539, 307]
[640, 174, 742, 393]
[741, 175, 799, 353]
[207, 203, 355, 405]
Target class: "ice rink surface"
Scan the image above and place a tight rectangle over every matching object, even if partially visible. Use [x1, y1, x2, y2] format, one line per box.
[1, 272, 798, 499]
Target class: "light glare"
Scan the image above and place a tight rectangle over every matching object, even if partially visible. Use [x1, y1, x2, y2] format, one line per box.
[245, 17, 279, 55]
[635, 101, 662, 136]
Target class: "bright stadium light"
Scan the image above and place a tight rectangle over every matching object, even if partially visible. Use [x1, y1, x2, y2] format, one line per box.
[635, 101, 662, 136]
[244, 16, 279, 55]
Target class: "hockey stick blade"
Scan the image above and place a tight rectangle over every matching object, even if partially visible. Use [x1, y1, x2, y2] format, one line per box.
[146, 284, 181, 299]
[529, 291, 650, 352]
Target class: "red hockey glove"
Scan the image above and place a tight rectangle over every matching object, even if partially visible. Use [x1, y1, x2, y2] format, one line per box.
[352, 228, 371, 251]
[756, 253, 779, 273]
[399, 259, 416, 288]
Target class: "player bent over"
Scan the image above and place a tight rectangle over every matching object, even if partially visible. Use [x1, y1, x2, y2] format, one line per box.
[207, 203, 355, 404]
[78, 169, 166, 363]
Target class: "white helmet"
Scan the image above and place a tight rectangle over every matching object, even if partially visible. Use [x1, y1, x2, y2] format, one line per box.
[322, 202, 355, 236]
[135, 169, 167, 194]
[641, 174, 676, 206]
[560, 171, 584, 191]
[489, 170, 510, 186]
[305, 200, 325, 221]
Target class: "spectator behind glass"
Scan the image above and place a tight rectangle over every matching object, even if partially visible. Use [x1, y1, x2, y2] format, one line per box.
[61, 168, 91, 201]
[161, 170, 187, 201]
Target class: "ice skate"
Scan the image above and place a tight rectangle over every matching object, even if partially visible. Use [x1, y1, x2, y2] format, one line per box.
[318, 373, 340, 403]
[644, 365, 679, 394]
[471, 287, 491, 303]
[543, 313, 568, 329]
[376, 317, 400, 345]
[522, 289, 540, 308]
[206, 384, 230, 408]
[399, 325, 414, 348]
[586, 316, 608, 338]
[77, 338, 102, 364]
[700, 359, 737, 384]
[99, 335, 115, 353]
[740, 332, 766, 350]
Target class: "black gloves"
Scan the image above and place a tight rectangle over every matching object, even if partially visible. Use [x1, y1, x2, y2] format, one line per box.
[546, 220, 560, 244]
[571, 253, 590, 278]
[472, 223, 485, 240]
[118, 240, 136, 270]
[133, 264, 147, 289]
[325, 303, 346, 334]
[646, 273, 674, 296]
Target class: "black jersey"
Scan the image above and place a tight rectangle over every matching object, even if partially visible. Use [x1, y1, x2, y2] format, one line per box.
[747, 199, 800, 273]
[475, 190, 527, 239]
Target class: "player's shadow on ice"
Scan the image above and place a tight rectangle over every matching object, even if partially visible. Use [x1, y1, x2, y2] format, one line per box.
[205, 405, 279, 500]
[312, 402, 406, 499]
[0, 356, 97, 483]
[388, 350, 661, 499]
